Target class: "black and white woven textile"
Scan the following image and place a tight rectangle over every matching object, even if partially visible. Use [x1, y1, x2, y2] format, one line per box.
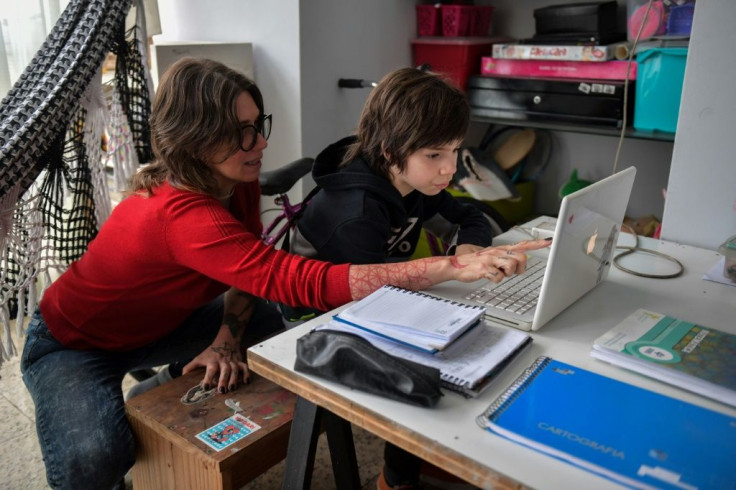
[0, 0, 152, 365]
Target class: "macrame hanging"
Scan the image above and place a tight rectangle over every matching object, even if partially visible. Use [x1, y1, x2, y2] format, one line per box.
[0, 0, 153, 365]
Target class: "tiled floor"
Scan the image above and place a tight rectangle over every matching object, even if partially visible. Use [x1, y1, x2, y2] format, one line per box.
[0, 320, 385, 490]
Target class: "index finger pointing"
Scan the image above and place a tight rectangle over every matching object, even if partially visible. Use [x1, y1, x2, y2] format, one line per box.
[504, 239, 552, 252]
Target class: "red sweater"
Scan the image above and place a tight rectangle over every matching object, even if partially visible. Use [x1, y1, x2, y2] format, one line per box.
[40, 181, 351, 350]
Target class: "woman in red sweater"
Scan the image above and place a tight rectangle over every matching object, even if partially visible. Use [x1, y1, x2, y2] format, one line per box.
[21, 57, 548, 489]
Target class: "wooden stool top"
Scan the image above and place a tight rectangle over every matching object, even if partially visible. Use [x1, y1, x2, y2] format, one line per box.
[125, 370, 296, 464]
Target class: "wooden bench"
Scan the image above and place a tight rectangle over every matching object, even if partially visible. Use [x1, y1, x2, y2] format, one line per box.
[125, 370, 296, 490]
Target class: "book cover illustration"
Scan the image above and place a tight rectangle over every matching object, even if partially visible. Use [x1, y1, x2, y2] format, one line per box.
[592, 309, 736, 406]
[492, 43, 629, 62]
[478, 357, 736, 490]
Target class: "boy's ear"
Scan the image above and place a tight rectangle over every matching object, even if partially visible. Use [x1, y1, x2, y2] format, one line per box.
[383, 151, 392, 163]
[381, 143, 392, 165]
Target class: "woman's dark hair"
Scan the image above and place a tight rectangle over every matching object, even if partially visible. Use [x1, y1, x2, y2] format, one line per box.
[131, 57, 264, 195]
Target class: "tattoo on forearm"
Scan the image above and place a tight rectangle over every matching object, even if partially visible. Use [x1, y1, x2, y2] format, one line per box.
[349, 258, 442, 299]
[223, 291, 255, 337]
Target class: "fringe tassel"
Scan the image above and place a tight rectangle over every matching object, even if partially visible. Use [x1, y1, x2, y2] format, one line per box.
[81, 68, 113, 224]
[108, 85, 139, 192]
[1, 304, 16, 364]
[0, 181, 63, 367]
[0, 183, 22, 366]
[15, 287, 25, 339]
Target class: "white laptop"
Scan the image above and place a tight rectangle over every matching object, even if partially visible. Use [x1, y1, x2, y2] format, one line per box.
[425, 166, 636, 332]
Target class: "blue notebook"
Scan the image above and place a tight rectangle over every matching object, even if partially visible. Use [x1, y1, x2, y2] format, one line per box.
[477, 357, 736, 489]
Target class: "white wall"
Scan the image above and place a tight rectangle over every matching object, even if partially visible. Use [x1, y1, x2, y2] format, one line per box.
[660, 0, 736, 249]
[298, 0, 416, 192]
[154, 0, 302, 176]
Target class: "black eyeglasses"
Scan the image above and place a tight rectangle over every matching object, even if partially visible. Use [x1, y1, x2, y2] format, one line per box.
[240, 114, 272, 152]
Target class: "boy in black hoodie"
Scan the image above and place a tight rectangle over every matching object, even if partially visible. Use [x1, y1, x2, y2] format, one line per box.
[289, 67, 490, 489]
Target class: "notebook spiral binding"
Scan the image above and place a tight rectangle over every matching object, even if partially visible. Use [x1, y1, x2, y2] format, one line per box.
[386, 285, 485, 311]
[476, 356, 552, 429]
[442, 373, 469, 386]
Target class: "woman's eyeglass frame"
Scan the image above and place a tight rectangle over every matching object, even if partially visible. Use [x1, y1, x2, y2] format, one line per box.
[240, 114, 272, 152]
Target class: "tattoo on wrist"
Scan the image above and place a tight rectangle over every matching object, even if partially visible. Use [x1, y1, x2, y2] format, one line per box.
[211, 343, 236, 358]
[449, 256, 467, 269]
[223, 313, 246, 337]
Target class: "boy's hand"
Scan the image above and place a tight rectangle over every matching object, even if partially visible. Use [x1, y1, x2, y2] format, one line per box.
[454, 244, 484, 256]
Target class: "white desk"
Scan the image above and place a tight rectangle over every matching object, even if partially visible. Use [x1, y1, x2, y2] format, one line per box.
[248, 231, 735, 489]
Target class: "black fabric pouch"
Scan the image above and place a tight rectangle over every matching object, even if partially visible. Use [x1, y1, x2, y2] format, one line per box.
[294, 329, 443, 408]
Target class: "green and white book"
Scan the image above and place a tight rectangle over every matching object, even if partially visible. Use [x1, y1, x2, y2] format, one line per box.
[591, 308, 736, 407]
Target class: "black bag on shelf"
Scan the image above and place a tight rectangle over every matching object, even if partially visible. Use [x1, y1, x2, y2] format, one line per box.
[294, 329, 443, 408]
[534, 1, 619, 35]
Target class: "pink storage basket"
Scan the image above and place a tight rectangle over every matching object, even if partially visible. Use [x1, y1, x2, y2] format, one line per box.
[441, 5, 473, 36]
[470, 6, 494, 36]
[441, 5, 494, 37]
[416, 4, 442, 37]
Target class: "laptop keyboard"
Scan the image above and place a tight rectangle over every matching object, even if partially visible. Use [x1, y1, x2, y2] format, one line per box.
[464, 256, 546, 314]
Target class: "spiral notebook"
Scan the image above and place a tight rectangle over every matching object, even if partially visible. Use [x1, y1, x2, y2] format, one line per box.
[319, 320, 531, 397]
[478, 357, 736, 489]
[333, 285, 486, 354]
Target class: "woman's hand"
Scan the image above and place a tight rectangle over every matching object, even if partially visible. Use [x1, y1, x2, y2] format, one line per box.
[449, 239, 552, 283]
[182, 325, 248, 393]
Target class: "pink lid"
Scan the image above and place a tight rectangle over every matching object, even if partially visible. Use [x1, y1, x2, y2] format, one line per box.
[628, 1, 666, 40]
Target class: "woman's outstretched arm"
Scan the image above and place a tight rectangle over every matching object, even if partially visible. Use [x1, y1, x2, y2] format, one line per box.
[347, 239, 551, 300]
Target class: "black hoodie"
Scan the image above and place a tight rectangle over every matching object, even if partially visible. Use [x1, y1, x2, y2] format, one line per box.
[290, 136, 492, 265]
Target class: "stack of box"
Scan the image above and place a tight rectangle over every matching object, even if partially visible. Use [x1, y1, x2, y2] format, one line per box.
[627, 0, 695, 133]
[470, 1, 637, 128]
[471, 0, 694, 133]
[411, 2, 504, 91]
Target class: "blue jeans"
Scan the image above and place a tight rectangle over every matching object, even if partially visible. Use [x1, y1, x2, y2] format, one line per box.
[21, 297, 283, 489]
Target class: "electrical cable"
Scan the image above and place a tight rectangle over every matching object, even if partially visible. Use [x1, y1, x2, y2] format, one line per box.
[511, 222, 684, 279]
[612, 0, 653, 175]
[608, 0, 683, 279]
[613, 224, 684, 279]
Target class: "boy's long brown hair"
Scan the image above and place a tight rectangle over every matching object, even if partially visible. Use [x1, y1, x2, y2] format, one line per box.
[343, 67, 470, 180]
[131, 57, 264, 195]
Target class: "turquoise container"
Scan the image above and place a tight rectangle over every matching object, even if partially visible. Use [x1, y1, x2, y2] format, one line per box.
[633, 47, 688, 133]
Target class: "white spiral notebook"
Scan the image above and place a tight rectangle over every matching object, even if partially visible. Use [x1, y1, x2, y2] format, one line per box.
[332, 285, 486, 354]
